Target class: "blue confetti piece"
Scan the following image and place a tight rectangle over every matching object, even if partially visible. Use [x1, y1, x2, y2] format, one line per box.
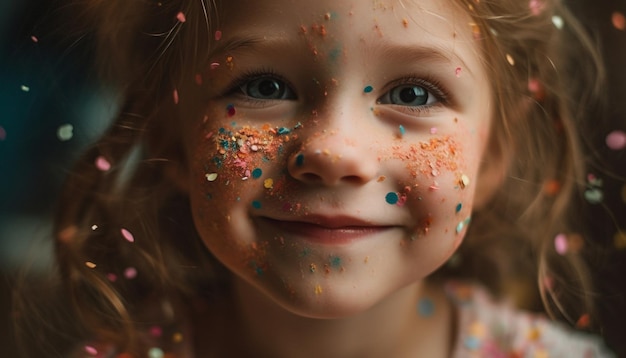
[252, 168, 263, 179]
[455, 203, 462, 213]
[252, 200, 262, 209]
[363, 85, 374, 93]
[385, 192, 399, 205]
[278, 127, 291, 134]
[399, 125, 406, 136]
[417, 297, 435, 317]
[329, 256, 342, 268]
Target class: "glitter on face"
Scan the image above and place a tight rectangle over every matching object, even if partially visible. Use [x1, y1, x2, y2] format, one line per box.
[363, 85, 374, 93]
[385, 192, 399, 204]
[456, 217, 471, 234]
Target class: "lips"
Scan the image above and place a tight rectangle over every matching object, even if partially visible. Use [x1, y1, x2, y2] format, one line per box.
[257, 215, 397, 245]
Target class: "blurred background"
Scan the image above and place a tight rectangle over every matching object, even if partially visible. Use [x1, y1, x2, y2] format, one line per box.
[1, 0, 625, 356]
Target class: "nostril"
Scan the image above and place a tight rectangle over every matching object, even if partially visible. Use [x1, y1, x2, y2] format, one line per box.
[301, 173, 323, 183]
[342, 175, 364, 185]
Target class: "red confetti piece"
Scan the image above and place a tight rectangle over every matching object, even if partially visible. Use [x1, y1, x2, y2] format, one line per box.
[173, 88, 179, 104]
[195, 73, 203, 85]
[95, 156, 111, 171]
[176, 12, 186, 23]
[215, 30, 222, 40]
[606, 130, 626, 150]
[612, 12, 626, 31]
[150, 325, 163, 337]
[576, 313, 590, 328]
[455, 67, 462, 77]
[120, 228, 135, 242]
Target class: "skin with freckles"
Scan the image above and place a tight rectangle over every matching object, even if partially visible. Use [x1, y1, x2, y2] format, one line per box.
[176, 0, 493, 355]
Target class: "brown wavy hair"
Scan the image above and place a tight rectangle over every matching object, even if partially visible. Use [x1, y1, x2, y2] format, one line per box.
[14, 0, 605, 356]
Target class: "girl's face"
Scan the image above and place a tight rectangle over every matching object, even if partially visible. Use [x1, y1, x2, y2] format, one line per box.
[181, 0, 492, 317]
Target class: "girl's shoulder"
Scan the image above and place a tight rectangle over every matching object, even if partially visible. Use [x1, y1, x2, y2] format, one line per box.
[445, 281, 615, 358]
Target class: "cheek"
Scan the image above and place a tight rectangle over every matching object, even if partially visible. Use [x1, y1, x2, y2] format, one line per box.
[383, 134, 476, 244]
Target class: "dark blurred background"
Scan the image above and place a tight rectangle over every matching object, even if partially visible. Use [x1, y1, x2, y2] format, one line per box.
[1, 0, 625, 356]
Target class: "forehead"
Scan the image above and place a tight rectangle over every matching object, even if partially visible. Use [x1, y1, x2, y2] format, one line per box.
[211, 0, 481, 67]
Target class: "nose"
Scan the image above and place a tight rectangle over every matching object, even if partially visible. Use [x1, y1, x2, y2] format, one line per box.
[287, 130, 378, 186]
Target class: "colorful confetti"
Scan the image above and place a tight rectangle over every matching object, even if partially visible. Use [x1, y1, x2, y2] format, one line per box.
[252, 168, 263, 179]
[455, 203, 463, 213]
[120, 228, 135, 243]
[173, 89, 179, 104]
[20, 85, 30, 92]
[552, 15, 564, 29]
[176, 12, 186, 23]
[206, 173, 218, 182]
[57, 124, 74, 141]
[363, 85, 374, 93]
[85, 261, 97, 269]
[385, 192, 399, 204]
[612, 12, 626, 31]
[314, 284, 323, 295]
[227, 104, 236, 116]
[295, 153, 305, 166]
[252, 200, 262, 209]
[124, 267, 138, 279]
[554, 233, 568, 255]
[417, 297, 435, 317]
[215, 30, 222, 40]
[398, 125, 406, 137]
[30, 35, 38, 43]
[263, 178, 274, 189]
[606, 130, 626, 150]
[84, 345, 98, 355]
[505, 54, 515, 66]
[95, 156, 111, 171]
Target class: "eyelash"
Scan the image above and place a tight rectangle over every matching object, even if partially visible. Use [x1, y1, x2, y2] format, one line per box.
[379, 75, 452, 113]
[223, 68, 296, 103]
[221, 69, 452, 112]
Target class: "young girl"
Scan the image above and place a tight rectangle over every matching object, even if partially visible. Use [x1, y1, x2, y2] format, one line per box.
[15, 0, 617, 356]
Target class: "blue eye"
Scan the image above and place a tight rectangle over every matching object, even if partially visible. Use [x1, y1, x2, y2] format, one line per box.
[240, 77, 296, 100]
[377, 85, 437, 107]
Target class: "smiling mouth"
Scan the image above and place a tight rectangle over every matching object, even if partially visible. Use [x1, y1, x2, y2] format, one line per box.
[257, 217, 397, 245]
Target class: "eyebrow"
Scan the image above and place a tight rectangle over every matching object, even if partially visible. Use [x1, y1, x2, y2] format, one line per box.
[210, 35, 474, 76]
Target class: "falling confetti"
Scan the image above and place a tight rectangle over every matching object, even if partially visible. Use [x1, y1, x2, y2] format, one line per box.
[606, 130, 626, 150]
[95, 156, 111, 171]
[30, 35, 38, 43]
[215, 30, 223, 40]
[612, 12, 626, 31]
[85, 261, 97, 269]
[0, 126, 6, 141]
[20, 85, 30, 92]
[173, 89, 179, 104]
[505, 54, 515, 66]
[57, 124, 74, 141]
[124, 267, 138, 279]
[417, 297, 435, 317]
[148, 347, 164, 358]
[552, 15, 564, 29]
[176, 12, 186, 23]
[84, 345, 98, 355]
[554, 233, 568, 255]
[121, 228, 135, 243]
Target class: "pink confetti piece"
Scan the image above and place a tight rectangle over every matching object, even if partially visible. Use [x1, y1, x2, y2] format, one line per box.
[176, 12, 186, 23]
[149, 325, 163, 337]
[455, 67, 462, 77]
[210, 62, 220, 69]
[606, 130, 626, 150]
[173, 88, 179, 104]
[120, 228, 135, 242]
[529, 0, 544, 15]
[124, 267, 137, 279]
[84, 345, 98, 355]
[554, 233, 568, 255]
[95, 156, 111, 171]
[430, 127, 438, 134]
[30, 35, 39, 43]
[612, 12, 626, 31]
[106, 273, 118, 282]
[215, 30, 222, 40]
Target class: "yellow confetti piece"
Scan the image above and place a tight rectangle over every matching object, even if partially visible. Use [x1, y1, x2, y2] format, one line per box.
[506, 54, 515, 66]
[85, 261, 97, 269]
[614, 231, 626, 250]
[314, 284, 323, 295]
[459, 174, 470, 188]
[206, 173, 218, 182]
[264, 178, 274, 189]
